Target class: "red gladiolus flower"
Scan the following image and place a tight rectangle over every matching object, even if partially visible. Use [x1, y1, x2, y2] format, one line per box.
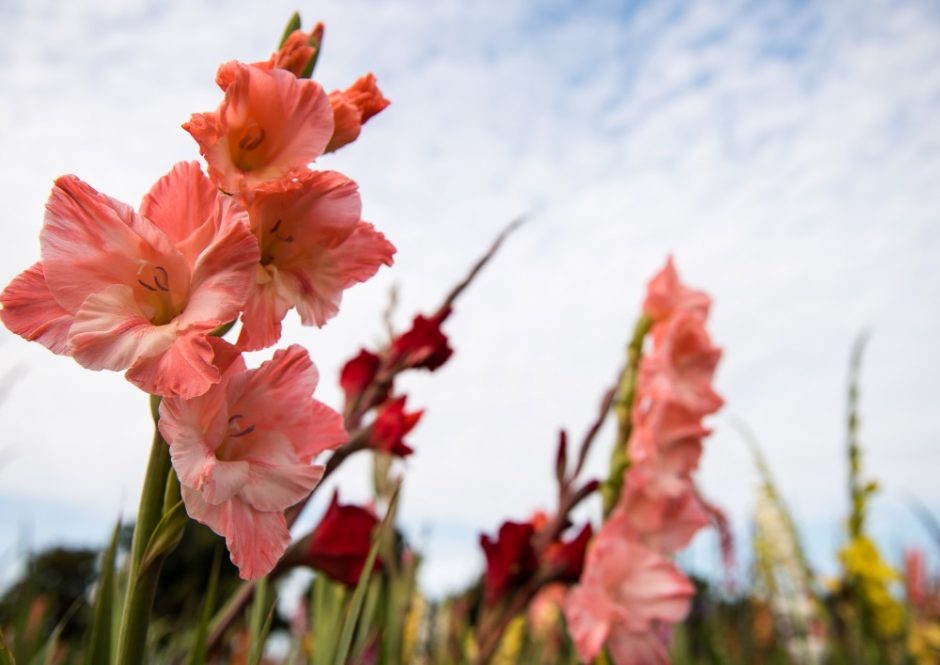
[339, 348, 382, 403]
[306, 491, 380, 586]
[326, 73, 391, 153]
[480, 521, 538, 606]
[543, 523, 593, 583]
[369, 395, 423, 457]
[389, 308, 453, 371]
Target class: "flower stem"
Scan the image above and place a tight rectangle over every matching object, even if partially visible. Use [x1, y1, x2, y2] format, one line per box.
[116, 394, 171, 664]
[602, 312, 651, 516]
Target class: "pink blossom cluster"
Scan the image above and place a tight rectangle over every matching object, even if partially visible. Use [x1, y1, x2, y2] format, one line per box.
[0, 27, 393, 579]
[565, 257, 723, 665]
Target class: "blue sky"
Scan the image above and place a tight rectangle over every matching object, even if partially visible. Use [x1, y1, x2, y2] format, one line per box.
[1, 0, 938, 595]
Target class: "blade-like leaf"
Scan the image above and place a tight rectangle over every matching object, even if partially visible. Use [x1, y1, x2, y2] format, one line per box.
[247, 578, 276, 665]
[84, 520, 121, 665]
[188, 545, 222, 665]
[139, 500, 187, 576]
[332, 482, 401, 665]
[0, 631, 15, 665]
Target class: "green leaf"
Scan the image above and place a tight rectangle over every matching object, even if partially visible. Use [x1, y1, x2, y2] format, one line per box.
[188, 546, 222, 665]
[310, 576, 345, 665]
[84, 521, 121, 665]
[247, 578, 276, 665]
[139, 500, 187, 577]
[28, 598, 81, 665]
[0, 631, 15, 665]
[332, 483, 401, 665]
[278, 12, 302, 48]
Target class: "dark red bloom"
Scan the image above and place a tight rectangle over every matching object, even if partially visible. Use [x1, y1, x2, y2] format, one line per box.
[339, 348, 382, 404]
[369, 395, 423, 457]
[480, 521, 538, 606]
[305, 491, 380, 586]
[543, 523, 592, 582]
[389, 307, 453, 371]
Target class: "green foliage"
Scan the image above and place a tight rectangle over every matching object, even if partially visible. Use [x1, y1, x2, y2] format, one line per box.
[83, 521, 120, 665]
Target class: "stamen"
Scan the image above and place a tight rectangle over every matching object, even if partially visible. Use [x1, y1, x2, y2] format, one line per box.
[137, 279, 157, 292]
[238, 125, 266, 151]
[269, 218, 295, 243]
[227, 414, 255, 438]
[153, 266, 169, 292]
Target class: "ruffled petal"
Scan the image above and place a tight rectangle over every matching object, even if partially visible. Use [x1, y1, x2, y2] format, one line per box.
[222, 499, 291, 580]
[180, 487, 293, 579]
[68, 284, 175, 371]
[41, 175, 189, 314]
[125, 331, 219, 399]
[202, 458, 250, 505]
[185, 62, 334, 193]
[0, 262, 74, 355]
[139, 161, 218, 246]
[236, 267, 291, 351]
[333, 221, 396, 289]
[564, 585, 614, 663]
[606, 626, 671, 665]
[176, 212, 259, 330]
[237, 431, 324, 511]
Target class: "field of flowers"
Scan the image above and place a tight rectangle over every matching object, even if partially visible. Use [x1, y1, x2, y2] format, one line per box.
[0, 12, 937, 665]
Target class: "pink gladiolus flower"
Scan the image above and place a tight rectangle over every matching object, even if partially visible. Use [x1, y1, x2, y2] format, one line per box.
[159, 342, 346, 579]
[184, 61, 334, 193]
[611, 472, 710, 554]
[235, 170, 395, 350]
[564, 533, 693, 665]
[0, 163, 259, 398]
[643, 256, 710, 326]
[636, 311, 723, 420]
[325, 73, 391, 153]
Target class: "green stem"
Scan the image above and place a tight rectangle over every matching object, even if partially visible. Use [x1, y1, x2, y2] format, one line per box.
[116, 395, 171, 664]
[602, 313, 652, 516]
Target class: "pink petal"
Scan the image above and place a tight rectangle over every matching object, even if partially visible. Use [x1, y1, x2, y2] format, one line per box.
[41, 175, 189, 314]
[125, 331, 219, 399]
[181, 488, 291, 580]
[237, 430, 324, 511]
[139, 161, 218, 246]
[186, 62, 334, 193]
[236, 269, 291, 351]
[68, 284, 175, 371]
[0, 262, 74, 355]
[334, 221, 396, 289]
[606, 626, 671, 665]
[564, 586, 614, 663]
[202, 458, 250, 505]
[302, 399, 347, 459]
[175, 212, 259, 330]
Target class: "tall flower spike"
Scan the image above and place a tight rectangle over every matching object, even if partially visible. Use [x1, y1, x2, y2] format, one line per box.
[185, 61, 334, 193]
[159, 342, 346, 579]
[235, 169, 395, 350]
[0, 164, 259, 398]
